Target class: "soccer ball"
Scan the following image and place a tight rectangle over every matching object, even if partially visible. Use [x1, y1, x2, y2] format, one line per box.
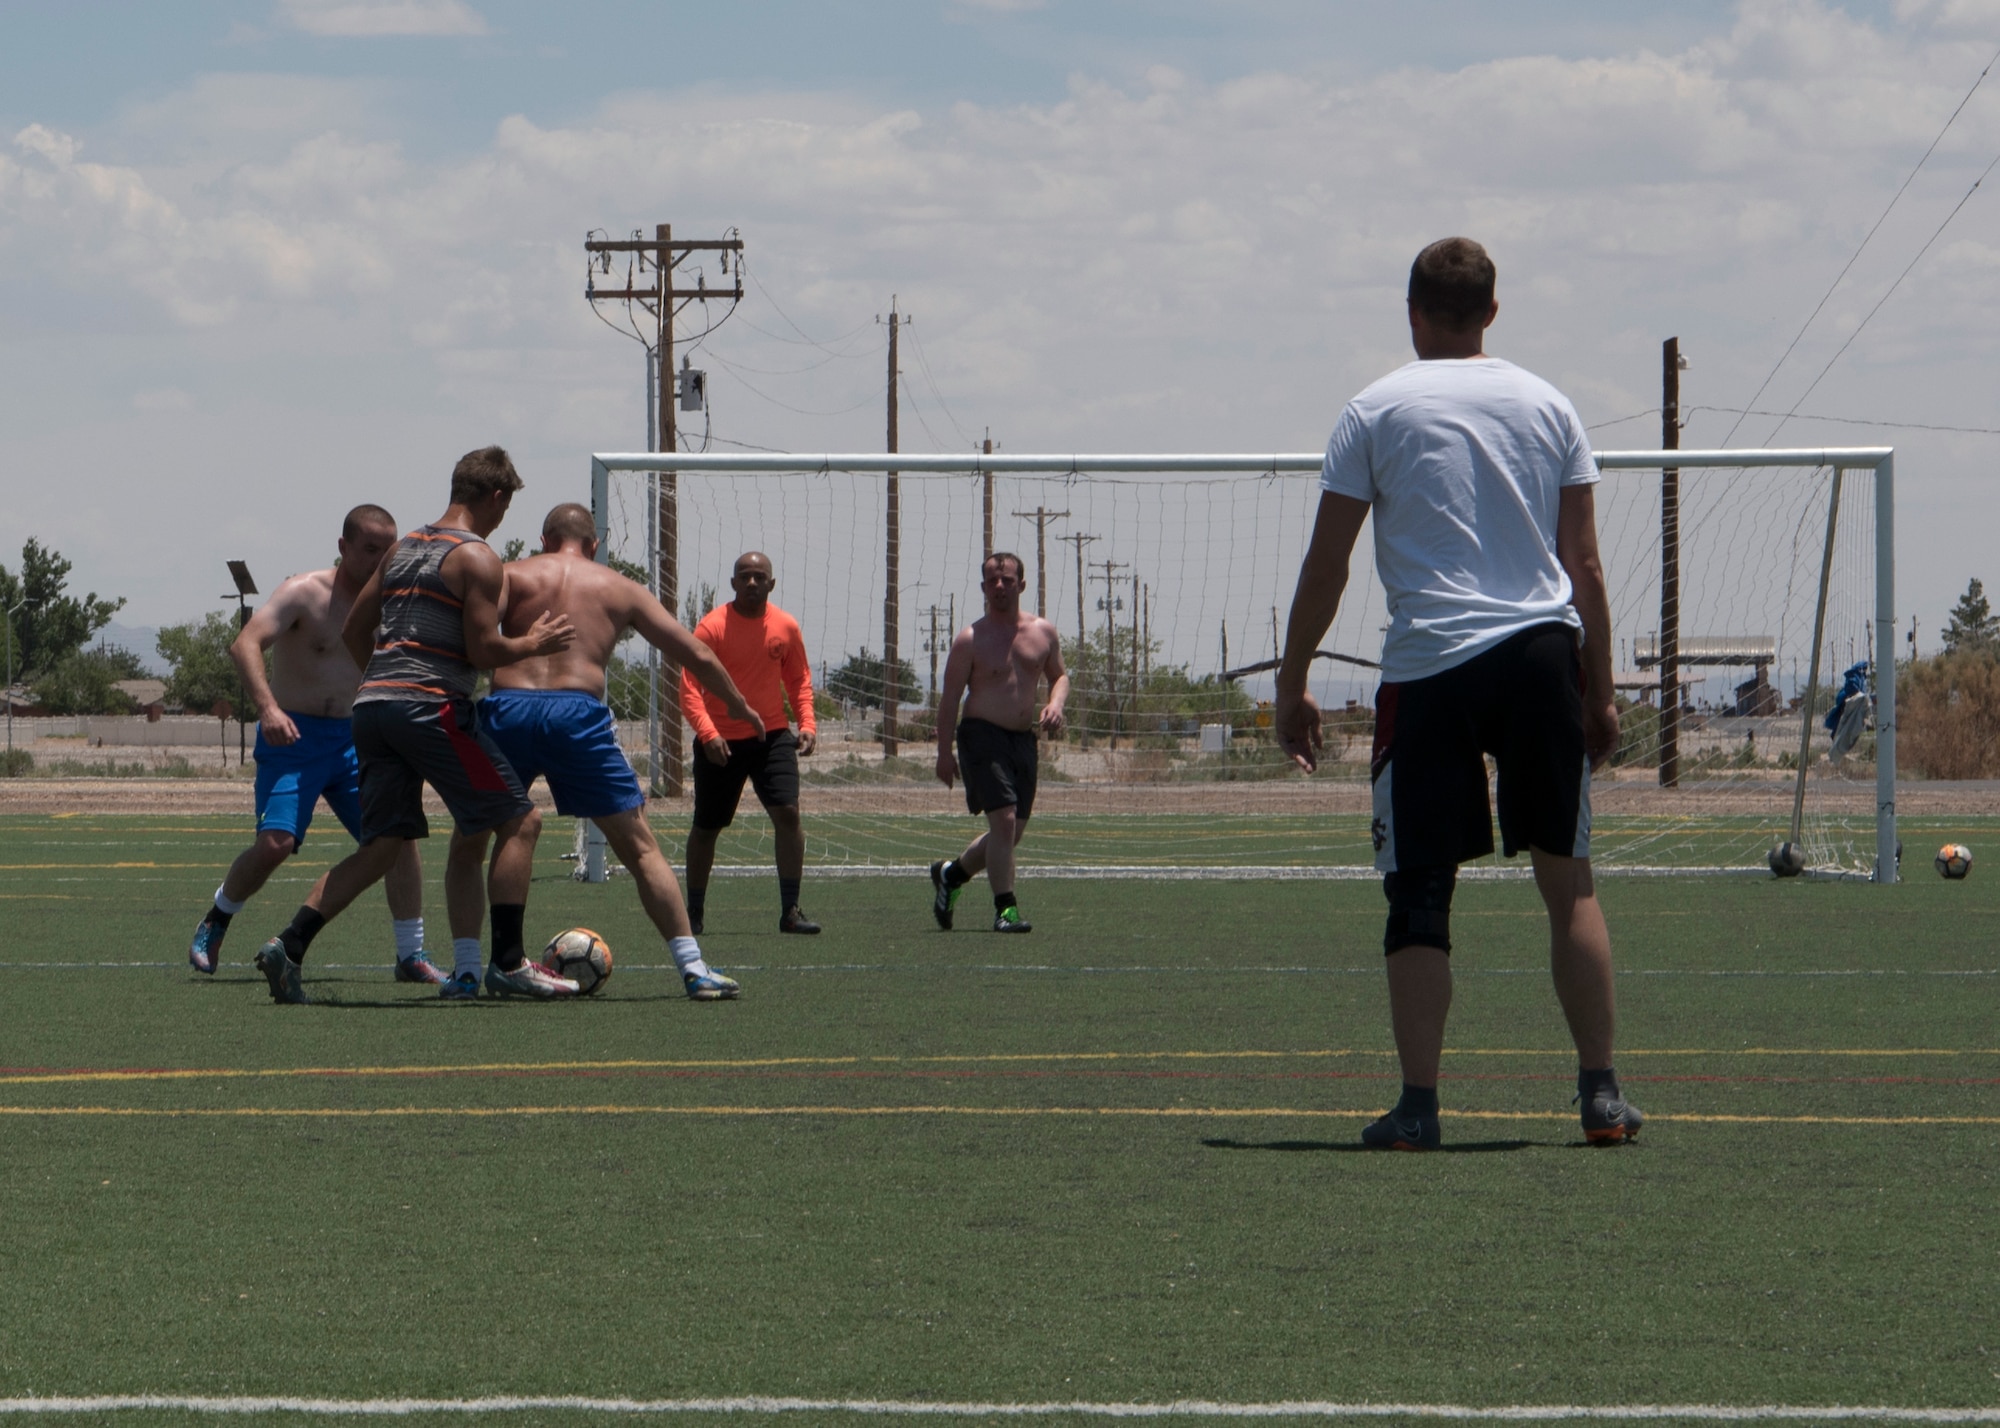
[541, 927, 613, 994]
[1935, 844, 1973, 881]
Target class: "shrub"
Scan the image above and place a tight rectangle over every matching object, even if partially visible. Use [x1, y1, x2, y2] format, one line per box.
[1898, 652, 2000, 779]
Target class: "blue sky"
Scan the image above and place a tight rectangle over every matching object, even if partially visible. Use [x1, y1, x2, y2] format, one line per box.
[2, 0, 1996, 679]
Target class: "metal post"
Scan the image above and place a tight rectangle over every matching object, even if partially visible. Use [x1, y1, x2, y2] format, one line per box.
[1875, 453, 1898, 882]
[4, 598, 20, 765]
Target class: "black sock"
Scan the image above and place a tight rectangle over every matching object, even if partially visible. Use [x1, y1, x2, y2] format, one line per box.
[1578, 1066, 1620, 1101]
[780, 878, 801, 911]
[944, 860, 972, 889]
[491, 903, 526, 971]
[203, 905, 234, 929]
[686, 888, 706, 919]
[994, 890, 1018, 914]
[1394, 1083, 1440, 1119]
[280, 906, 326, 965]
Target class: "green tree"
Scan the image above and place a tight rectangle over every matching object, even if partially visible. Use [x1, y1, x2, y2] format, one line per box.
[157, 611, 246, 714]
[0, 538, 125, 677]
[681, 580, 720, 629]
[1941, 578, 2000, 658]
[32, 645, 142, 715]
[1063, 624, 1253, 743]
[825, 647, 921, 710]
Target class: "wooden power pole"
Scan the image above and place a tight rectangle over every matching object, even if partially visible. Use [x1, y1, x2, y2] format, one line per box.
[1660, 336, 1682, 788]
[883, 297, 909, 758]
[982, 435, 995, 561]
[584, 222, 743, 797]
[1012, 505, 1069, 619]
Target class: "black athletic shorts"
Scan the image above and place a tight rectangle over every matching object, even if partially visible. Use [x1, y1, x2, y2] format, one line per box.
[352, 697, 534, 843]
[1368, 622, 1590, 872]
[958, 717, 1039, 820]
[691, 728, 800, 831]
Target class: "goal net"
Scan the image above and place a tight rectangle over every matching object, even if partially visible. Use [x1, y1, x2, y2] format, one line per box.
[584, 448, 1895, 881]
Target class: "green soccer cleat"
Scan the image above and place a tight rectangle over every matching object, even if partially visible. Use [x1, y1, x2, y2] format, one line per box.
[992, 905, 1032, 934]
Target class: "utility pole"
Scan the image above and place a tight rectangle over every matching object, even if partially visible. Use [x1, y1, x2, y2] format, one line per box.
[1057, 531, 1099, 747]
[921, 602, 952, 701]
[584, 222, 743, 797]
[982, 433, 995, 561]
[1090, 558, 1129, 745]
[882, 297, 909, 758]
[1012, 505, 1069, 618]
[1057, 532, 1100, 653]
[1660, 336, 1683, 788]
[1131, 570, 1142, 735]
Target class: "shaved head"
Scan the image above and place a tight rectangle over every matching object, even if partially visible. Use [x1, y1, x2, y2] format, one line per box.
[542, 503, 596, 545]
[734, 550, 773, 578]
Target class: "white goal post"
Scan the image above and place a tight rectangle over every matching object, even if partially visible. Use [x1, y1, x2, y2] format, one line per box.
[585, 446, 1896, 883]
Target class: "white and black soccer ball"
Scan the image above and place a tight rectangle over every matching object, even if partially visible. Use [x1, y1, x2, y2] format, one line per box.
[1935, 843, 1973, 881]
[541, 927, 613, 994]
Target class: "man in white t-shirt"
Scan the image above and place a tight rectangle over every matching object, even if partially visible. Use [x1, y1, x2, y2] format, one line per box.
[1274, 237, 1643, 1151]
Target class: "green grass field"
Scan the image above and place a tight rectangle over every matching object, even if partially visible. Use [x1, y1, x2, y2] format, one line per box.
[0, 812, 1995, 1426]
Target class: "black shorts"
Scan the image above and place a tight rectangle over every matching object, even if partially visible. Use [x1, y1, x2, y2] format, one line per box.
[691, 729, 800, 831]
[1369, 622, 1590, 872]
[352, 697, 534, 843]
[958, 717, 1039, 820]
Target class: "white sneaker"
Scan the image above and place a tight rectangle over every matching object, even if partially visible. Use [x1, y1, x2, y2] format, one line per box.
[483, 959, 579, 999]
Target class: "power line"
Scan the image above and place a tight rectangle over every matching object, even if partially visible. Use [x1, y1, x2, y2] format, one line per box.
[1722, 43, 2000, 448]
[904, 322, 976, 448]
[1692, 405, 2000, 437]
[705, 350, 880, 417]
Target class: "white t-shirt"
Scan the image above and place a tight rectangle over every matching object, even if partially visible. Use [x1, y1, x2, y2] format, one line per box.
[1321, 356, 1597, 683]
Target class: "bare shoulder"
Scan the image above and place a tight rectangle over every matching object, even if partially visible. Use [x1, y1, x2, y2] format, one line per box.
[268, 568, 336, 618]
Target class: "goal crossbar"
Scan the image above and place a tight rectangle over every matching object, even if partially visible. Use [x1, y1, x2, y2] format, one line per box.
[588, 446, 1897, 883]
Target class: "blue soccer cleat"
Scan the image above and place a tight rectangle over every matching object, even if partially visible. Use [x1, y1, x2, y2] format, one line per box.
[394, 953, 449, 986]
[188, 912, 229, 975]
[438, 971, 480, 1002]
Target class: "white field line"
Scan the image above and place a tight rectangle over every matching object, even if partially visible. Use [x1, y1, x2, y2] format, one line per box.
[0, 1396, 1997, 1420]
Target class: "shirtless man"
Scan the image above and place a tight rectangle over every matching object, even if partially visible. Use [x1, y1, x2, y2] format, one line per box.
[252, 446, 574, 1004]
[461, 502, 764, 1000]
[930, 551, 1070, 933]
[186, 505, 437, 983]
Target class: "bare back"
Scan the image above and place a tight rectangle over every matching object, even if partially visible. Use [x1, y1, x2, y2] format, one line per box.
[493, 553, 643, 692]
[959, 612, 1062, 731]
[264, 569, 372, 718]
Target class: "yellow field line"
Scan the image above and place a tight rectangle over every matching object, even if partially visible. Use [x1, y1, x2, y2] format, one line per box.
[3, 1104, 1998, 1125]
[6, 1046, 1995, 1086]
[0, 862, 216, 870]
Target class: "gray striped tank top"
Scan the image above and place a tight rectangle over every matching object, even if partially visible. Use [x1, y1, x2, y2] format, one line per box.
[354, 525, 481, 704]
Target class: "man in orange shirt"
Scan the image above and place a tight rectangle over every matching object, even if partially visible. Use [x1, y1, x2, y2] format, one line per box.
[679, 551, 821, 935]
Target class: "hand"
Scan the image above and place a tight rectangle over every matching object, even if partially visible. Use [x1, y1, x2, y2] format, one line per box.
[935, 749, 958, 788]
[797, 728, 817, 756]
[525, 610, 574, 655]
[1584, 697, 1620, 771]
[732, 705, 767, 739]
[259, 707, 300, 747]
[701, 737, 730, 766]
[1275, 686, 1323, 774]
[1038, 704, 1065, 741]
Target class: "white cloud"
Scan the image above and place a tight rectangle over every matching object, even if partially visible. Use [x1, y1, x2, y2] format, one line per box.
[133, 388, 193, 412]
[6, 0, 2000, 636]
[278, 0, 487, 38]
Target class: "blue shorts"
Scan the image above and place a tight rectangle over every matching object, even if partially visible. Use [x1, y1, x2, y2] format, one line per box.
[253, 712, 362, 847]
[479, 688, 645, 820]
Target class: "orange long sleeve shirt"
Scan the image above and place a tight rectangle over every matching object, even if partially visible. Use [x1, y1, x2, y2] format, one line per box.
[678, 601, 816, 744]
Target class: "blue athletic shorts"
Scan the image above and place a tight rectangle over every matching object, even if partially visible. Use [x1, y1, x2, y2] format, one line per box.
[253, 712, 362, 847]
[479, 688, 645, 820]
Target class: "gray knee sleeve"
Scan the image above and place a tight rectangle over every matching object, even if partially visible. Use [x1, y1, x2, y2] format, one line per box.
[1384, 865, 1457, 955]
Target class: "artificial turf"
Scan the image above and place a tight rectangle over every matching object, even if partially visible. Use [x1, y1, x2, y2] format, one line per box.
[0, 813, 1994, 1426]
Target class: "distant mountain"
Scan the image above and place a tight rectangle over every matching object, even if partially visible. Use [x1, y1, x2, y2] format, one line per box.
[95, 620, 169, 675]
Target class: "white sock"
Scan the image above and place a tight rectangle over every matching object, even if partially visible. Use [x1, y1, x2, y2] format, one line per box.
[669, 935, 708, 978]
[452, 937, 482, 980]
[213, 885, 247, 918]
[393, 918, 424, 963]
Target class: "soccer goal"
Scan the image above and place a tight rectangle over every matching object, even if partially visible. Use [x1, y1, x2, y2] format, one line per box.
[582, 446, 1896, 882]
